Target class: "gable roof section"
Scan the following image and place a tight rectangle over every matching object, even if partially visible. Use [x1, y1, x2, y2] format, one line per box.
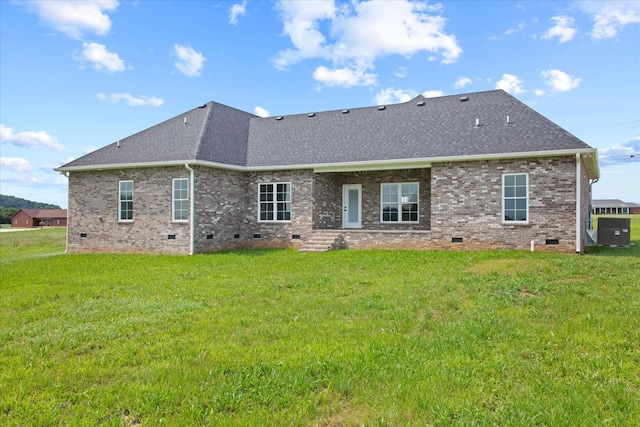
[57, 90, 598, 178]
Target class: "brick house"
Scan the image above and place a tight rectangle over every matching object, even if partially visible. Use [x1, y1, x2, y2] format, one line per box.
[11, 209, 68, 228]
[56, 90, 599, 254]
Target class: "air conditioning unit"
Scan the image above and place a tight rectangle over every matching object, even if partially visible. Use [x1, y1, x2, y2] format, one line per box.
[597, 217, 631, 247]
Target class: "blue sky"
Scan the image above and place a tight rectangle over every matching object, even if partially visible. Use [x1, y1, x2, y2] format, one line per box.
[1, 0, 639, 209]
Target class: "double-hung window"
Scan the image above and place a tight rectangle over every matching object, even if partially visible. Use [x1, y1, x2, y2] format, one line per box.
[381, 183, 419, 223]
[172, 178, 189, 222]
[259, 183, 291, 222]
[118, 180, 133, 221]
[503, 173, 528, 223]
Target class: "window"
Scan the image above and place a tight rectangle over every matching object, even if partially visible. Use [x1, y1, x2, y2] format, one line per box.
[503, 173, 528, 223]
[172, 178, 189, 221]
[259, 183, 291, 222]
[381, 183, 419, 223]
[119, 180, 133, 221]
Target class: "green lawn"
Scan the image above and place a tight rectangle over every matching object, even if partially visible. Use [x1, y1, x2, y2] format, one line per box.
[1, 222, 639, 426]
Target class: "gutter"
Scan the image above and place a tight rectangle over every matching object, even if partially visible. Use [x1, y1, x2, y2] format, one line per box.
[185, 163, 195, 255]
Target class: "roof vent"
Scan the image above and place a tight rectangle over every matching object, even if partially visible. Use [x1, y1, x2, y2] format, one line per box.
[307, 113, 316, 117]
[183, 117, 187, 125]
[275, 116, 283, 121]
[460, 96, 469, 102]
[377, 105, 386, 110]
[341, 109, 350, 114]
[417, 100, 425, 106]
[116, 140, 120, 148]
[506, 115, 511, 125]
[475, 118, 481, 127]
[198, 103, 207, 109]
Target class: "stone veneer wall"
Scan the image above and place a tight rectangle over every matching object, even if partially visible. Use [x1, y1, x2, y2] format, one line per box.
[313, 168, 432, 230]
[339, 156, 580, 252]
[67, 167, 191, 254]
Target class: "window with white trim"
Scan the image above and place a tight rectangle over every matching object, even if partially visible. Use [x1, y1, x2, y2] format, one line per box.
[118, 180, 133, 221]
[503, 173, 528, 223]
[259, 183, 291, 222]
[172, 178, 189, 221]
[381, 183, 419, 223]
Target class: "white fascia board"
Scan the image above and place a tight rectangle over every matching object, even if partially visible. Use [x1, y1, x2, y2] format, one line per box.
[56, 148, 598, 175]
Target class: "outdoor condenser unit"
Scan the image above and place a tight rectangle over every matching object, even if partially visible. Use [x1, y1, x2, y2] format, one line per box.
[597, 217, 631, 247]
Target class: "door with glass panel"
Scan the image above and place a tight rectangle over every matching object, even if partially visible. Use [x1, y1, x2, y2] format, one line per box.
[342, 184, 362, 228]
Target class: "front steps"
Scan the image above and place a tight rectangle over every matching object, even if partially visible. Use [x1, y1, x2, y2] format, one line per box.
[299, 230, 347, 252]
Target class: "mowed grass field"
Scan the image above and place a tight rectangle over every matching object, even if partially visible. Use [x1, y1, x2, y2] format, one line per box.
[1, 220, 639, 426]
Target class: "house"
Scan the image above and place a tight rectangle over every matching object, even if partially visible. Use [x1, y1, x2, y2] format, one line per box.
[55, 89, 599, 255]
[592, 199, 640, 215]
[11, 209, 68, 228]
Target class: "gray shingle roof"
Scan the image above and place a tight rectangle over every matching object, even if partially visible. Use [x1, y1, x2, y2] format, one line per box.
[58, 90, 595, 172]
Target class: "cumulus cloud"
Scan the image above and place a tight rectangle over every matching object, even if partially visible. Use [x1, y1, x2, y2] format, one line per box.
[174, 44, 206, 77]
[495, 74, 525, 94]
[313, 66, 377, 87]
[273, 0, 461, 87]
[0, 157, 32, 173]
[0, 124, 64, 151]
[454, 76, 472, 89]
[97, 93, 164, 107]
[598, 138, 640, 164]
[423, 90, 445, 98]
[229, 1, 247, 25]
[74, 42, 125, 73]
[254, 106, 269, 117]
[22, 0, 118, 39]
[542, 16, 577, 43]
[581, 1, 640, 39]
[540, 69, 581, 92]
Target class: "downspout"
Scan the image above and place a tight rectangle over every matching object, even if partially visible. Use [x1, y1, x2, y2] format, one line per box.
[185, 163, 195, 255]
[575, 153, 581, 254]
[59, 170, 70, 254]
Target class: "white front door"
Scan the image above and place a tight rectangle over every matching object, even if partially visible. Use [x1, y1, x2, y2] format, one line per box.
[342, 184, 362, 228]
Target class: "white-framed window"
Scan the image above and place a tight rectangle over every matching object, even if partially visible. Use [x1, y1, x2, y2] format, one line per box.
[172, 178, 189, 222]
[502, 173, 528, 223]
[259, 182, 291, 222]
[118, 180, 133, 221]
[381, 182, 419, 223]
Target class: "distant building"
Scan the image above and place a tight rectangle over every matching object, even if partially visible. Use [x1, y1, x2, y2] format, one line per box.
[592, 199, 640, 215]
[11, 209, 68, 228]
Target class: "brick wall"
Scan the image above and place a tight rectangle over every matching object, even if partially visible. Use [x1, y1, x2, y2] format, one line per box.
[313, 168, 432, 230]
[67, 167, 191, 254]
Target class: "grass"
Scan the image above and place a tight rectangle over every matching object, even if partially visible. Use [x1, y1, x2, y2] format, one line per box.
[1, 220, 639, 426]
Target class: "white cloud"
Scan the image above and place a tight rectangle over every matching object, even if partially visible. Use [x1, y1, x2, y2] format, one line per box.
[254, 106, 269, 117]
[504, 21, 526, 36]
[229, 1, 247, 25]
[394, 67, 408, 78]
[0, 157, 32, 173]
[97, 93, 164, 107]
[174, 44, 206, 77]
[495, 74, 525, 94]
[542, 16, 577, 43]
[540, 69, 581, 92]
[75, 42, 125, 73]
[0, 124, 64, 151]
[274, 0, 461, 87]
[454, 76, 472, 89]
[423, 90, 445, 98]
[374, 88, 418, 105]
[598, 138, 640, 164]
[22, 0, 118, 39]
[313, 66, 377, 87]
[581, 1, 640, 39]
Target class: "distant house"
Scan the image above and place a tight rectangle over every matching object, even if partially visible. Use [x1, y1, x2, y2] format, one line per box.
[11, 209, 68, 228]
[56, 90, 599, 254]
[592, 199, 640, 215]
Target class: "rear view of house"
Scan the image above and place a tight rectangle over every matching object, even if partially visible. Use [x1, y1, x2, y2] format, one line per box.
[56, 90, 599, 254]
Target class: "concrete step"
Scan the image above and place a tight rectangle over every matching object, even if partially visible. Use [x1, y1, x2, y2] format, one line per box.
[299, 231, 346, 252]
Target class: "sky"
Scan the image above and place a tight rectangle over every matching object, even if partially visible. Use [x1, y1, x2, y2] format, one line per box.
[1, 0, 639, 209]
